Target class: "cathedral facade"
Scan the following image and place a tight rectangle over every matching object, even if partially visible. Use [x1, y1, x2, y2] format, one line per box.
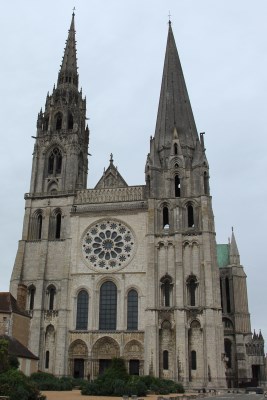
[10, 14, 265, 388]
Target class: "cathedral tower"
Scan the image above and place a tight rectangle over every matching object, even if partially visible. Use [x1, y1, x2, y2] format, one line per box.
[10, 13, 89, 374]
[144, 21, 225, 387]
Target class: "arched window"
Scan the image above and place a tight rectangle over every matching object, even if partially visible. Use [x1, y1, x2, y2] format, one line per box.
[37, 214, 42, 239]
[68, 112, 74, 129]
[225, 277, 231, 313]
[29, 210, 44, 240]
[47, 285, 56, 310]
[55, 213, 61, 239]
[163, 206, 169, 228]
[49, 209, 62, 240]
[187, 275, 198, 306]
[187, 204, 194, 228]
[99, 281, 117, 330]
[127, 289, 138, 330]
[76, 290, 89, 330]
[191, 350, 197, 370]
[28, 285, 36, 310]
[204, 171, 209, 195]
[174, 143, 178, 155]
[175, 175, 181, 197]
[55, 113, 62, 130]
[163, 350, 169, 369]
[224, 339, 232, 368]
[161, 275, 173, 307]
[47, 148, 62, 176]
[45, 351, 50, 369]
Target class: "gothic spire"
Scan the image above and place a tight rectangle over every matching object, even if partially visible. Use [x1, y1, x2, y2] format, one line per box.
[57, 12, 78, 88]
[229, 228, 240, 265]
[154, 22, 198, 153]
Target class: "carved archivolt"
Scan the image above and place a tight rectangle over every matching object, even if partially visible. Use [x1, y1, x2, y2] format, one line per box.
[92, 337, 120, 359]
[124, 340, 143, 359]
[69, 339, 88, 357]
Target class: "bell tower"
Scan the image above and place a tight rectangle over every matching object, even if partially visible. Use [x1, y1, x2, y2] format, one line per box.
[30, 12, 89, 194]
[144, 21, 225, 387]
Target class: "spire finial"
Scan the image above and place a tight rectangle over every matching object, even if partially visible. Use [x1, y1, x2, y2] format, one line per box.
[168, 11, 172, 26]
[110, 153, 114, 163]
[72, 6, 76, 15]
[232, 226, 234, 232]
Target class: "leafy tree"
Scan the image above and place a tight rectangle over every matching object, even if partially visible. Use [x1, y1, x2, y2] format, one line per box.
[0, 369, 45, 400]
[0, 339, 9, 373]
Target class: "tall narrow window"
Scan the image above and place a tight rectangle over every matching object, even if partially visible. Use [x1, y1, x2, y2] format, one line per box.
[174, 143, 178, 155]
[187, 275, 198, 306]
[55, 213, 61, 239]
[191, 350, 197, 370]
[55, 113, 62, 130]
[127, 289, 138, 330]
[225, 277, 231, 313]
[76, 290, 89, 330]
[56, 152, 62, 174]
[28, 286, 36, 310]
[47, 148, 62, 175]
[29, 210, 44, 240]
[45, 351, 50, 369]
[163, 206, 169, 228]
[68, 113, 74, 129]
[48, 286, 56, 310]
[161, 275, 173, 307]
[99, 281, 117, 330]
[48, 153, 54, 174]
[37, 214, 42, 239]
[175, 175, 181, 197]
[163, 350, 169, 369]
[224, 339, 232, 368]
[187, 204, 194, 227]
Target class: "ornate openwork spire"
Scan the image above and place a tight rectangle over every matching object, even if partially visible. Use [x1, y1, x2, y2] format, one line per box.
[57, 12, 78, 88]
[154, 22, 198, 152]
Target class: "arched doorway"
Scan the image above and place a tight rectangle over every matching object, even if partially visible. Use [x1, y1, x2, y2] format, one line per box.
[123, 340, 144, 376]
[69, 340, 88, 379]
[91, 337, 120, 379]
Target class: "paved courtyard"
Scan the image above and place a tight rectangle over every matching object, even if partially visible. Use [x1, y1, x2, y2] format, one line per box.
[41, 391, 266, 400]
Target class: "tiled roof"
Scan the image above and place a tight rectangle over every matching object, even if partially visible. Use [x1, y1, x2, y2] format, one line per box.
[0, 334, 39, 360]
[0, 292, 29, 317]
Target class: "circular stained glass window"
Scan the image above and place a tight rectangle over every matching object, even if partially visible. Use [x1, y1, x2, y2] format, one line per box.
[82, 220, 136, 271]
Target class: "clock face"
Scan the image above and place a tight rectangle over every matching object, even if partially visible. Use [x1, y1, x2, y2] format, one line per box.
[82, 219, 136, 271]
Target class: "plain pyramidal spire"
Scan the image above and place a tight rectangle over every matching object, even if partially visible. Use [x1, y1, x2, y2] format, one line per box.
[57, 12, 79, 88]
[229, 228, 240, 265]
[154, 20, 199, 151]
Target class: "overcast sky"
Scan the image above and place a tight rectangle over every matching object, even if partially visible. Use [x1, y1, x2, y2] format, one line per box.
[0, 1, 266, 344]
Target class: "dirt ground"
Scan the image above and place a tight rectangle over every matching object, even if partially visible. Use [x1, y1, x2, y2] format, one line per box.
[41, 390, 187, 400]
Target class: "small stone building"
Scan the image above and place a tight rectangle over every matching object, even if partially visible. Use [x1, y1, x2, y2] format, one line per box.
[0, 292, 38, 375]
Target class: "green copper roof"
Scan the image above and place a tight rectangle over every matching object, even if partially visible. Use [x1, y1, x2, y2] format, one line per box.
[217, 244, 229, 268]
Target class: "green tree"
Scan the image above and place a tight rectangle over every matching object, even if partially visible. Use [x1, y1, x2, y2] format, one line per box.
[0, 339, 9, 373]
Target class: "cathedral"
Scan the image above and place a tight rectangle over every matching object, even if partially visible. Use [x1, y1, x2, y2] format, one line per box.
[9, 13, 265, 388]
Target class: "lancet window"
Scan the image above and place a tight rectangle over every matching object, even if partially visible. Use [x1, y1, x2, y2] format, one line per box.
[99, 281, 117, 330]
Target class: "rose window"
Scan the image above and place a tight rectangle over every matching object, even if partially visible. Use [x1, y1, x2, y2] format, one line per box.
[82, 220, 135, 270]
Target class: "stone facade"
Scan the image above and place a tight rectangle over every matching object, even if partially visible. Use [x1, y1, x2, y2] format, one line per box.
[9, 14, 265, 388]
